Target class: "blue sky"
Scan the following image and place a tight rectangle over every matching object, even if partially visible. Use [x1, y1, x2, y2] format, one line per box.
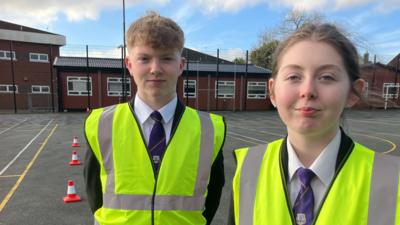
[1, 0, 400, 63]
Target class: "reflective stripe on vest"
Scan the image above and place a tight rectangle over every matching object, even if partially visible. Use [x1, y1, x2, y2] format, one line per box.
[97, 105, 215, 211]
[238, 144, 400, 225]
[238, 144, 267, 225]
[368, 153, 400, 225]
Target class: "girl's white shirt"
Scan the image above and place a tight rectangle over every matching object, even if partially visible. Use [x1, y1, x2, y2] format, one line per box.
[287, 128, 341, 214]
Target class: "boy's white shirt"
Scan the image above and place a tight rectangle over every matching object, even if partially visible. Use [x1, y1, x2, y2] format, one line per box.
[287, 128, 341, 214]
[134, 94, 177, 145]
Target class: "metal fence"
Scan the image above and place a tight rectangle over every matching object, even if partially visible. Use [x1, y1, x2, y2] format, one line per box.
[1, 42, 399, 113]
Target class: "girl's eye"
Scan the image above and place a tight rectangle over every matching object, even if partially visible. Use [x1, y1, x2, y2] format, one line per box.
[319, 73, 336, 81]
[286, 74, 301, 81]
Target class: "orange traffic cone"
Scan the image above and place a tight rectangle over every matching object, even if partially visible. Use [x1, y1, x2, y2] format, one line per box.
[71, 136, 80, 147]
[63, 180, 81, 203]
[69, 151, 81, 166]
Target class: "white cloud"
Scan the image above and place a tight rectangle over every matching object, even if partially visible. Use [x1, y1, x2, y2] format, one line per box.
[171, 2, 204, 36]
[220, 48, 247, 61]
[191, 0, 266, 13]
[2, 0, 399, 30]
[335, 0, 371, 9]
[335, 0, 400, 12]
[374, 0, 400, 12]
[270, 0, 328, 11]
[188, 0, 400, 13]
[61, 45, 122, 58]
[0, 0, 169, 27]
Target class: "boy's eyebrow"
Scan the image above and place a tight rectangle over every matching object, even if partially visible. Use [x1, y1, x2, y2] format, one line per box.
[134, 53, 150, 56]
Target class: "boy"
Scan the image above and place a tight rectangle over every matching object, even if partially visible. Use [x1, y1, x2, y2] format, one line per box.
[84, 11, 226, 225]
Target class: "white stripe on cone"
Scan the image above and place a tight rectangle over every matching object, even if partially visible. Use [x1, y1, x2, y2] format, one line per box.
[67, 183, 76, 195]
[72, 137, 80, 147]
[63, 180, 81, 203]
[69, 151, 81, 165]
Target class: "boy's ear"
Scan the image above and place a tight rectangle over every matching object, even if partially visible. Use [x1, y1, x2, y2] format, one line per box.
[179, 57, 186, 76]
[346, 78, 365, 107]
[125, 57, 132, 72]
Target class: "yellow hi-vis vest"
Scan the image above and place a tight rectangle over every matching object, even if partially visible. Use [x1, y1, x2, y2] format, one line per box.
[233, 139, 400, 225]
[85, 103, 225, 225]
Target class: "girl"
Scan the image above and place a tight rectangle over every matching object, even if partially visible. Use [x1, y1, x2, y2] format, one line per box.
[229, 23, 400, 225]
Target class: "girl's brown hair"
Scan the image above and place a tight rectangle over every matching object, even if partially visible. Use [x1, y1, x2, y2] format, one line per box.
[271, 23, 360, 83]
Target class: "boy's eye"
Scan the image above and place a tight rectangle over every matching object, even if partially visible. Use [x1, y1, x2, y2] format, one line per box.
[162, 56, 174, 61]
[138, 57, 149, 61]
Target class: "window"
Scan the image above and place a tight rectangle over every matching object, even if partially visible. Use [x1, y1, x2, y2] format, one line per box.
[0, 84, 18, 93]
[107, 77, 131, 96]
[0, 50, 16, 60]
[363, 81, 369, 98]
[383, 83, 400, 99]
[215, 81, 235, 98]
[31, 85, 50, 94]
[183, 80, 196, 98]
[247, 82, 267, 99]
[29, 53, 48, 62]
[67, 76, 92, 96]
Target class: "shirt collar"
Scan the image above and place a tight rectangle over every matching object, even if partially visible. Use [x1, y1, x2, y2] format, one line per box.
[287, 128, 341, 186]
[134, 95, 177, 125]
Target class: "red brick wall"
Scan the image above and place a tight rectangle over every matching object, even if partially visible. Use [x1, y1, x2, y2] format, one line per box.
[0, 40, 60, 110]
[58, 71, 272, 111]
[357, 64, 400, 108]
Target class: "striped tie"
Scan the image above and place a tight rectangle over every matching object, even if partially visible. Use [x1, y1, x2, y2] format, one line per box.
[293, 167, 316, 225]
[148, 111, 166, 172]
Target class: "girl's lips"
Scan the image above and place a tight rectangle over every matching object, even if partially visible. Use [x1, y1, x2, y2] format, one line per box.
[296, 107, 319, 116]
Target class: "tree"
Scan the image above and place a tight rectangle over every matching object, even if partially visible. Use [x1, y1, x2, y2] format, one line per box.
[279, 9, 324, 36]
[250, 9, 324, 69]
[233, 57, 246, 64]
[250, 40, 279, 69]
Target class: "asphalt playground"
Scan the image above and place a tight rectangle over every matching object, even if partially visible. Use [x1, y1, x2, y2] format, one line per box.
[0, 109, 399, 225]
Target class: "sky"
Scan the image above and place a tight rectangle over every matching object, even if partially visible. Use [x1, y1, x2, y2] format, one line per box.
[1, 0, 400, 63]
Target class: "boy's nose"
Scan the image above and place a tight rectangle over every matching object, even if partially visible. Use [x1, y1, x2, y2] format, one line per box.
[150, 60, 162, 75]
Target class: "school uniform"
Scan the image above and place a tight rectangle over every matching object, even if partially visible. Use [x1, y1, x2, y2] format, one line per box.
[84, 96, 226, 225]
[229, 128, 400, 225]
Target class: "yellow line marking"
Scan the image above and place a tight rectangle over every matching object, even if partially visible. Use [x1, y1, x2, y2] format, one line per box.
[0, 124, 58, 213]
[0, 175, 22, 178]
[352, 132, 397, 154]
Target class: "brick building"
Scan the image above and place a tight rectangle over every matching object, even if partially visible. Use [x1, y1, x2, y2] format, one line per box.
[53, 56, 272, 111]
[2, 20, 399, 112]
[359, 62, 400, 108]
[0, 20, 66, 112]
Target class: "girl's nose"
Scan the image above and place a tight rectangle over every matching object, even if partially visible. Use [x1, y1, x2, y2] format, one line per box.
[300, 79, 317, 99]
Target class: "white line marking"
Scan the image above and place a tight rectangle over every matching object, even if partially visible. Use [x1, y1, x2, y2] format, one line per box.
[227, 134, 262, 145]
[0, 118, 28, 135]
[0, 119, 53, 176]
[228, 131, 267, 143]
